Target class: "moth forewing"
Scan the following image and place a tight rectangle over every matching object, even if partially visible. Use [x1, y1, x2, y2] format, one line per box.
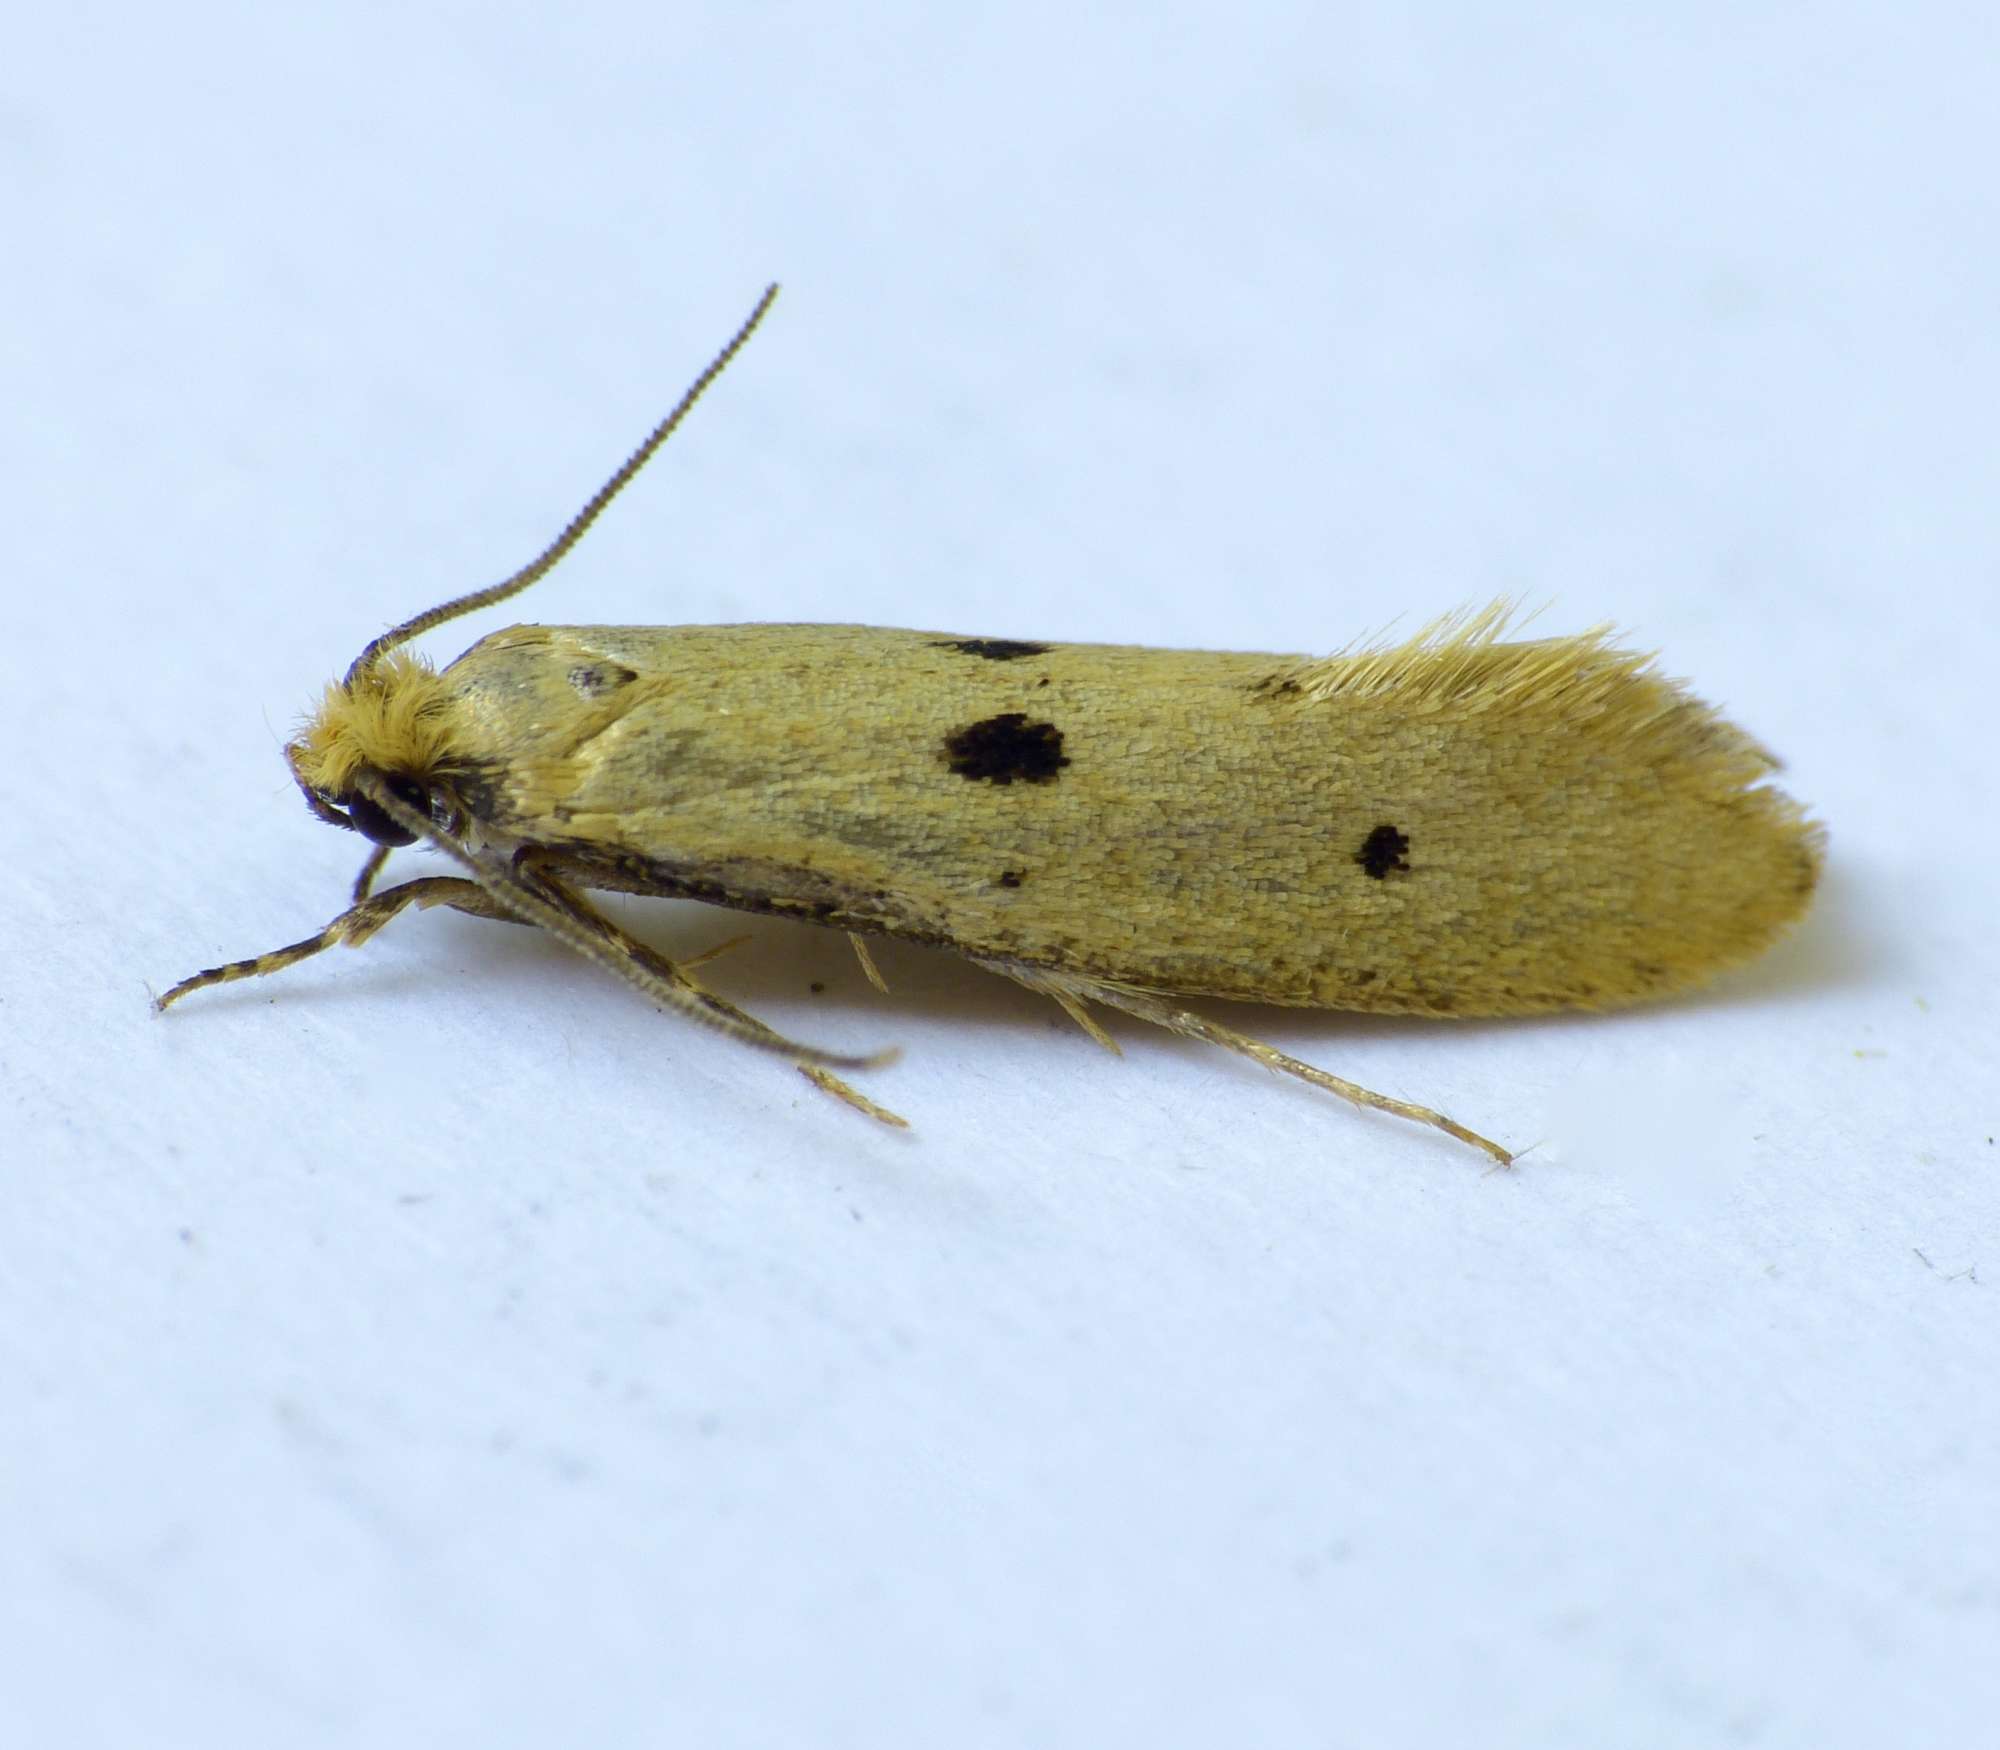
[159, 288, 1824, 1167]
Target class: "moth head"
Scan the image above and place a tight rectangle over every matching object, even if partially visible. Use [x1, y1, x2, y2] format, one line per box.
[288, 648, 466, 846]
[276, 287, 782, 849]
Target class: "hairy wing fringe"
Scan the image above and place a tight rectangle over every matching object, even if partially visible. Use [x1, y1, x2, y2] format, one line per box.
[1278, 601, 1778, 769]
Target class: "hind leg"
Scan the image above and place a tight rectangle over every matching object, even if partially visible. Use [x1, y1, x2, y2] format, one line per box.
[979, 960, 1512, 1166]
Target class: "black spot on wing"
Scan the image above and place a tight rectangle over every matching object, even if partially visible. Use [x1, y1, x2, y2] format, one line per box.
[568, 661, 639, 698]
[997, 869, 1024, 888]
[1356, 824, 1411, 879]
[931, 638, 1052, 661]
[944, 714, 1069, 785]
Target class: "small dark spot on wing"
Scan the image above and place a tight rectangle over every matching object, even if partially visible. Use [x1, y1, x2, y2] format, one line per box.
[1356, 824, 1411, 879]
[944, 714, 1070, 785]
[997, 869, 1024, 888]
[568, 662, 639, 698]
[931, 638, 1052, 661]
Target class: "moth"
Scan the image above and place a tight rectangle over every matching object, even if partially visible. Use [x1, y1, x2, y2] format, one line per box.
[160, 287, 1825, 1164]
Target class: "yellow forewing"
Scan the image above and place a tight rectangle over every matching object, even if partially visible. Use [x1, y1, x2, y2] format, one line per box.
[408, 612, 1821, 1017]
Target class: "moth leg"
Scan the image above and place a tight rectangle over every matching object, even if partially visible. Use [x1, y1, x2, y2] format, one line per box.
[982, 961, 1511, 1167]
[351, 843, 393, 902]
[1020, 972, 1121, 1054]
[157, 877, 518, 1010]
[799, 1064, 911, 1129]
[679, 932, 754, 971]
[518, 869, 909, 1129]
[846, 932, 891, 995]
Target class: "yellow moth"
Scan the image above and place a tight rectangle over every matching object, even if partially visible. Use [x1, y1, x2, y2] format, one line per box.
[160, 287, 1824, 1165]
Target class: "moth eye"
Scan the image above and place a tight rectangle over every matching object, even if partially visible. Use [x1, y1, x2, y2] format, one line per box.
[387, 773, 442, 822]
[342, 791, 418, 847]
[337, 773, 437, 846]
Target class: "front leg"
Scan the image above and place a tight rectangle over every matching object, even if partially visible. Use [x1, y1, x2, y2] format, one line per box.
[157, 877, 520, 1010]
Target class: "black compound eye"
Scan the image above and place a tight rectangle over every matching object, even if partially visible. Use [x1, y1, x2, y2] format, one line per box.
[383, 773, 432, 816]
[342, 774, 436, 846]
[342, 791, 418, 847]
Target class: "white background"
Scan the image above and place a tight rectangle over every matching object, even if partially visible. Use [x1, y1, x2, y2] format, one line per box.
[6, 4, 1996, 1745]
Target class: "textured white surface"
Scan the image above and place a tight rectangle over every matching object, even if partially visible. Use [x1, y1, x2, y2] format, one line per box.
[5, 5, 1996, 1745]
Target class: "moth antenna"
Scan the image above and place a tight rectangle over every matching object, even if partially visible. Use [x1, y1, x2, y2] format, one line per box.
[345, 283, 781, 687]
[352, 773, 892, 1075]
